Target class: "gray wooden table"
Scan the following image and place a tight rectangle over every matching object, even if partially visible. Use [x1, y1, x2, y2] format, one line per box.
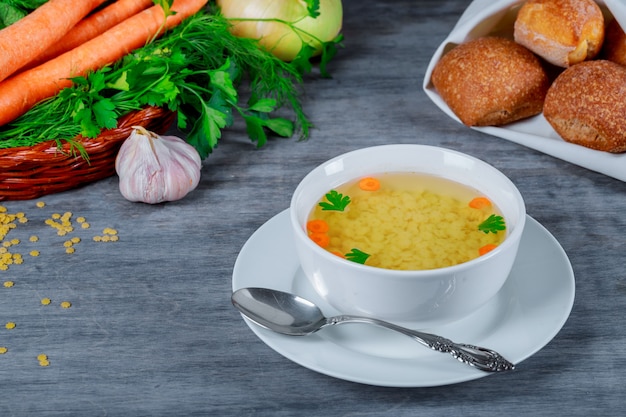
[1, 1, 625, 415]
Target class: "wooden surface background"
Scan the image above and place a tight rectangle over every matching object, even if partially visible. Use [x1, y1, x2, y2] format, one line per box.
[1, 1, 625, 415]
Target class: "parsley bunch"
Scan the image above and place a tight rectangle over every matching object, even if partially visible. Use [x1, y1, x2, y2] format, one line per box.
[0, 8, 327, 158]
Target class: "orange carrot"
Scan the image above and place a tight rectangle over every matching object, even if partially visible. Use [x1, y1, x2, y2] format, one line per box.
[309, 233, 330, 248]
[359, 177, 380, 191]
[0, 0, 108, 83]
[330, 250, 345, 258]
[307, 219, 329, 234]
[0, 0, 208, 127]
[479, 243, 498, 256]
[24, 0, 155, 70]
[469, 197, 492, 209]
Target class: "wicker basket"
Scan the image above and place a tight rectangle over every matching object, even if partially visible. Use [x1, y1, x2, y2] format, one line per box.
[0, 107, 175, 201]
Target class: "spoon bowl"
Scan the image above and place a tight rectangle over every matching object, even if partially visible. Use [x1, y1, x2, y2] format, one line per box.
[232, 287, 515, 373]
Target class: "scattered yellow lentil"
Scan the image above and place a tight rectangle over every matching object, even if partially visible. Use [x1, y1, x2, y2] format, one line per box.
[63, 240, 73, 248]
[37, 354, 49, 366]
[29, 235, 39, 242]
[81, 222, 90, 229]
[5, 322, 16, 330]
[0, 347, 7, 354]
[60, 301, 72, 309]
[41, 298, 51, 305]
[51, 213, 61, 220]
[70, 237, 81, 244]
[65, 247, 75, 254]
[76, 217, 86, 223]
[29, 250, 40, 257]
[3, 281, 14, 288]
[93, 236, 102, 242]
[36, 201, 46, 208]
[10, 238, 19, 245]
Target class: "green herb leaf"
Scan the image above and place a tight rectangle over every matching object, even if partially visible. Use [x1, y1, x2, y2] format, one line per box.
[186, 100, 229, 159]
[263, 117, 294, 138]
[75, 105, 100, 139]
[319, 190, 351, 211]
[243, 115, 267, 147]
[345, 248, 370, 265]
[304, 0, 321, 18]
[248, 98, 278, 113]
[106, 71, 130, 91]
[319, 34, 344, 78]
[478, 215, 506, 234]
[93, 99, 118, 130]
[153, 0, 176, 18]
[290, 45, 316, 75]
[0, 3, 25, 29]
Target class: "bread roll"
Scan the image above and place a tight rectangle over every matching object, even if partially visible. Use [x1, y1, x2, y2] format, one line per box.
[514, 0, 604, 67]
[544, 60, 626, 153]
[431, 37, 550, 126]
[603, 18, 626, 66]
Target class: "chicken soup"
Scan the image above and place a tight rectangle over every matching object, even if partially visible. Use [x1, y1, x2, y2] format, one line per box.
[307, 173, 506, 270]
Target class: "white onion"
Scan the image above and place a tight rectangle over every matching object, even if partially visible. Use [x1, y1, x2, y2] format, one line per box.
[217, 0, 343, 61]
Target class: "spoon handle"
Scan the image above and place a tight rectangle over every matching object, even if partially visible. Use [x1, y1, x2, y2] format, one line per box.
[329, 315, 515, 373]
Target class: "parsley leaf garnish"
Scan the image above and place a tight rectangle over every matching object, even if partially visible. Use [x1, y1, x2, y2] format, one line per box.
[478, 215, 506, 234]
[345, 248, 370, 265]
[319, 190, 351, 211]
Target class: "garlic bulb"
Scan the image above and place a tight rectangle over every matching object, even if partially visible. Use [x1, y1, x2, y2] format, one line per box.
[115, 126, 202, 204]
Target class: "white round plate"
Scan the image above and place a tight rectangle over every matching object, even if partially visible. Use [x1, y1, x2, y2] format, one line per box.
[232, 209, 575, 387]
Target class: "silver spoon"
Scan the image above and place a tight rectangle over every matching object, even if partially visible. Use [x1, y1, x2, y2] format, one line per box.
[232, 287, 515, 373]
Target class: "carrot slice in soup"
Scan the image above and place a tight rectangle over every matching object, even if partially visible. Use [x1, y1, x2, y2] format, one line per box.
[479, 243, 498, 256]
[359, 177, 380, 191]
[307, 219, 329, 234]
[469, 197, 492, 209]
[309, 233, 330, 248]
